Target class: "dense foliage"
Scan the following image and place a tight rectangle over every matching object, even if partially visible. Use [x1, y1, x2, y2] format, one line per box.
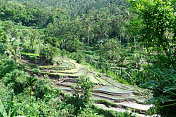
[128, 0, 176, 116]
[0, 1, 61, 27]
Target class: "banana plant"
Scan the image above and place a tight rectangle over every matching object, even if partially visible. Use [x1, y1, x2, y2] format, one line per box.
[0, 99, 7, 117]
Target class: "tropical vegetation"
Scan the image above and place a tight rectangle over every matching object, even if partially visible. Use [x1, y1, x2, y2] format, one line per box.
[0, 0, 176, 116]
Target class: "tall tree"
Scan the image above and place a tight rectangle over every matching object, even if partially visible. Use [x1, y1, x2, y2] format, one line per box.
[128, 0, 176, 67]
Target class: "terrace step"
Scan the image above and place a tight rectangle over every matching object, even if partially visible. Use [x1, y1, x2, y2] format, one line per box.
[93, 93, 147, 103]
[40, 68, 79, 74]
[117, 102, 153, 114]
[58, 82, 77, 87]
[39, 65, 73, 70]
[94, 86, 133, 96]
[40, 72, 80, 78]
[62, 78, 78, 83]
[94, 103, 150, 117]
[55, 86, 72, 92]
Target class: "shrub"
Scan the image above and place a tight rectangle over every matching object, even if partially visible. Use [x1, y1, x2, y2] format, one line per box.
[75, 77, 94, 104]
[77, 108, 100, 117]
[0, 43, 7, 55]
[99, 39, 121, 61]
[29, 56, 38, 62]
[2, 69, 28, 94]
[65, 37, 83, 52]
[44, 36, 60, 47]
[33, 78, 54, 99]
[0, 90, 58, 117]
[0, 93, 20, 117]
[0, 59, 18, 78]
[66, 77, 94, 115]
[70, 52, 85, 63]
[40, 44, 59, 62]
[31, 68, 40, 75]
[142, 68, 176, 117]
[92, 105, 135, 117]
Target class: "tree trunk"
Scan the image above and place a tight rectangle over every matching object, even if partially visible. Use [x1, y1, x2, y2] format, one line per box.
[120, 34, 121, 45]
[121, 61, 123, 78]
[134, 36, 136, 50]
[88, 29, 89, 46]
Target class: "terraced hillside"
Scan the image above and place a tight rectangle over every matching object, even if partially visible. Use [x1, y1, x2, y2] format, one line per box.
[21, 55, 153, 117]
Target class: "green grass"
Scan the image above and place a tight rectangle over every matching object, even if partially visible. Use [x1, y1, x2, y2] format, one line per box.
[89, 77, 100, 84]
[91, 104, 136, 117]
[40, 72, 80, 77]
[95, 77, 109, 85]
[39, 65, 72, 70]
[94, 99, 118, 107]
[25, 64, 38, 69]
[40, 69, 78, 74]
[21, 52, 39, 56]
